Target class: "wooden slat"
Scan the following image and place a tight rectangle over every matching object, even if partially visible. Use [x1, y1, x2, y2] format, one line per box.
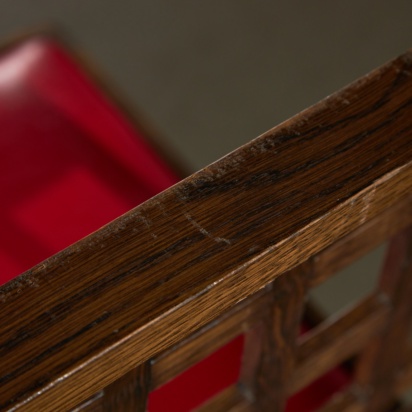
[355, 228, 412, 411]
[71, 393, 103, 412]
[241, 264, 307, 410]
[2, 49, 412, 411]
[290, 293, 389, 395]
[151, 288, 270, 389]
[311, 196, 412, 286]
[101, 363, 150, 411]
[195, 385, 253, 412]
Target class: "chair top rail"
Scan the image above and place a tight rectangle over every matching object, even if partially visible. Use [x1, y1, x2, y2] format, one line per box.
[1, 50, 412, 411]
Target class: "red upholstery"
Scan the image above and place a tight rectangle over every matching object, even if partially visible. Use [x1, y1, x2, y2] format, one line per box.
[149, 336, 245, 412]
[0, 35, 349, 410]
[0, 36, 178, 285]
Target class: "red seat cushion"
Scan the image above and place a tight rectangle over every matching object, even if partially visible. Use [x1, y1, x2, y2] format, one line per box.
[0, 36, 179, 285]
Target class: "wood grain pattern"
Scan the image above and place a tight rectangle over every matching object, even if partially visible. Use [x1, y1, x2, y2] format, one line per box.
[267, 268, 307, 406]
[1, 48, 412, 411]
[102, 363, 150, 411]
[240, 265, 307, 410]
[71, 393, 103, 412]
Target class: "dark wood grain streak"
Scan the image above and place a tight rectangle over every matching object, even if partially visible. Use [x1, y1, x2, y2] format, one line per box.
[1, 51, 412, 410]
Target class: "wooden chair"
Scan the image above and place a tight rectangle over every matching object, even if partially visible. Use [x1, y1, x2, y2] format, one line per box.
[1, 34, 412, 411]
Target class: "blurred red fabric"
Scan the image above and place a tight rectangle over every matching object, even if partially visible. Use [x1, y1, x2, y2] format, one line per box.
[0, 37, 178, 284]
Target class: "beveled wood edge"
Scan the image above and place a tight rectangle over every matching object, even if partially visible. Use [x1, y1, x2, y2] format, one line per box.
[70, 392, 103, 412]
[1, 48, 412, 411]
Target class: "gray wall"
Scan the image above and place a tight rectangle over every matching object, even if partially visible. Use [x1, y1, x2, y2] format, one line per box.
[1, 1, 411, 170]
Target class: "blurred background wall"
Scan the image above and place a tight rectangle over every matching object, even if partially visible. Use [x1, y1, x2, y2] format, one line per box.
[1, 1, 411, 170]
[0, 0, 411, 313]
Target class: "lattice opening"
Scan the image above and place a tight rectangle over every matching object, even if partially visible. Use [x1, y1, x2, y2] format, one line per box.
[309, 243, 387, 316]
[148, 335, 244, 412]
[286, 363, 351, 411]
[287, 242, 391, 411]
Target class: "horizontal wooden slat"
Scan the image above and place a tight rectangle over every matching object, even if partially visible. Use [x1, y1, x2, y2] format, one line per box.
[151, 288, 270, 389]
[2, 49, 412, 411]
[71, 393, 103, 412]
[290, 294, 389, 394]
[196, 385, 253, 412]
[311, 196, 412, 286]
[318, 386, 404, 412]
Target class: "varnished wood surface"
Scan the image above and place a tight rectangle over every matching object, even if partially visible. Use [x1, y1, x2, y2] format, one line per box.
[102, 364, 149, 412]
[1, 49, 412, 410]
[71, 393, 103, 412]
[244, 265, 307, 410]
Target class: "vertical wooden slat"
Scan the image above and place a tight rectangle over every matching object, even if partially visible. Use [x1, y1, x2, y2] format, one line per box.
[102, 362, 150, 412]
[240, 263, 308, 411]
[355, 227, 412, 410]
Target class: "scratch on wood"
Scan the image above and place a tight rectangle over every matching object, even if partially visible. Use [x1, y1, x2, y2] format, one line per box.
[184, 213, 231, 245]
[360, 186, 376, 225]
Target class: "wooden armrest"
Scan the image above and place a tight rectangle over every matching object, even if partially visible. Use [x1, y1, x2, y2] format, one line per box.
[1, 42, 412, 411]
